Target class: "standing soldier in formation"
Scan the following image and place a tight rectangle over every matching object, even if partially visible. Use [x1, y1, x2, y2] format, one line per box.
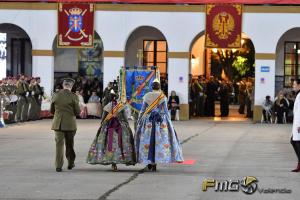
[0, 80, 3, 94]
[193, 79, 205, 117]
[50, 78, 80, 172]
[22, 76, 30, 121]
[33, 77, 44, 120]
[28, 78, 38, 121]
[0, 79, 10, 126]
[16, 75, 29, 122]
[1, 76, 44, 124]
[5, 78, 17, 123]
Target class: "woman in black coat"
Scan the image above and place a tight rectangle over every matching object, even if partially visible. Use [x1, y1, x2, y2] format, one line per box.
[274, 94, 289, 124]
[168, 91, 180, 120]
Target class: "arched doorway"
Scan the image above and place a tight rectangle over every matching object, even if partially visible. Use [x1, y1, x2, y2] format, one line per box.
[52, 31, 104, 91]
[53, 31, 103, 80]
[125, 26, 168, 94]
[275, 28, 300, 95]
[189, 32, 255, 119]
[0, 23, 32, 79]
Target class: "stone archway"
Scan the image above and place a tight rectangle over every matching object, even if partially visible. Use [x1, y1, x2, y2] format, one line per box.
[189, 32, 256, 119]
[0, 23, 32, 79]
[52, 31, 104, 89]
[189, 32, 255, 82]
[124, 26, 168, 77]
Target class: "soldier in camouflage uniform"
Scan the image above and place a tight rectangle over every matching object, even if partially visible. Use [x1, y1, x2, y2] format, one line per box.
[28, 78, 38, 121]
[0, 79, 11, 126]
[9, 78, 18, 122]
[16, 75, 29, 122]
[4, 78, 17, 123]
[33, 77, 44, 120]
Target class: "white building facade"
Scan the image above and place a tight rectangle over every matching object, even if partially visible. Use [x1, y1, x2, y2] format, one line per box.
[1, 3, 300, 121]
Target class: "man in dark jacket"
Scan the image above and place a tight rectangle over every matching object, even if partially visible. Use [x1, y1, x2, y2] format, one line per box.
[205, 76, 217, 117]
[219, 80, 230, 117]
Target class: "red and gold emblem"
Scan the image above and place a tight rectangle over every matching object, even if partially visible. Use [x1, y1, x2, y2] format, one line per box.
[58, 3, 94, 48]
[205, 4, 242, 48]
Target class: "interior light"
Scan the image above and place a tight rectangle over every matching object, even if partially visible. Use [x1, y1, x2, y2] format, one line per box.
[212, 48, 218, 53]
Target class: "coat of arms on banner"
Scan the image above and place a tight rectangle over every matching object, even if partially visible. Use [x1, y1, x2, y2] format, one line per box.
[205, 4, 242, 48]
[119, 66, 160, 112]
[58, 3, 94, 48]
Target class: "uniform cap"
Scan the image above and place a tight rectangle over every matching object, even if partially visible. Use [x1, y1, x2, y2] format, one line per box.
[63, 78, 75, 86]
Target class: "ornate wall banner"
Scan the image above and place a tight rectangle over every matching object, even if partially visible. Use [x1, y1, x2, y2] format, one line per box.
[57, 3, 94, 48]
[205, 4, 242, 48]
[5, 1, 300, 5]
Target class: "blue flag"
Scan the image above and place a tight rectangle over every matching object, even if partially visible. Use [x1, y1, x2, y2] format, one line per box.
[125, 69, 156, 112]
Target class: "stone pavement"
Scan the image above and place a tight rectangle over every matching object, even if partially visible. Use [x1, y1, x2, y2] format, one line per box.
[0, 119, 299, 200]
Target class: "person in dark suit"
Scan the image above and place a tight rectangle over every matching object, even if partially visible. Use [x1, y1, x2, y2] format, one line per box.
[219, 80, 230, 117]
[205, 76, 217, 117]
[50, 78, 80, 172]
[168, 90, 180, 120]
[274, 93, 288, 124]
[238, 78, 247, 114]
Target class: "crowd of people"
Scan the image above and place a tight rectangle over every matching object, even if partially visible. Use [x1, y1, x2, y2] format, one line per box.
[3, 73, 295, 125]
[262, 89, 297, 124]
[54, 75, 107, 119]
[189, 75, 254, 118]
[0, 75, 44, 124]
[54, 74, 104, 103]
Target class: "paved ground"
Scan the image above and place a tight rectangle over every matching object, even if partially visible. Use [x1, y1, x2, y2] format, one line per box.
[0, 119, 299, 200]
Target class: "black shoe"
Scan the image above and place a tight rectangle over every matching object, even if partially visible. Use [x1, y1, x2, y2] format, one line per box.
[56, 168, 62, 172]
[151, 164, 157, 172]
[147, 164, 152, 170]
[68, 164, 75, 170]
[111, 164, 118, 172]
